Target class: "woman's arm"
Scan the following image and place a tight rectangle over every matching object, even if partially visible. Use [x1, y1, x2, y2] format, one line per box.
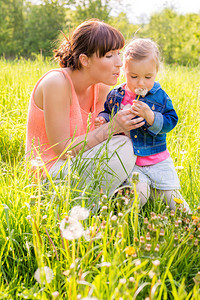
[41, 76, 144, 159]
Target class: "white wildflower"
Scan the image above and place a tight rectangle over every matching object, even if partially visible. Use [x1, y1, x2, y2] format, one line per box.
[70, 205, 89, 220]
[152, 260, 160, 267]
[34, 266, 54, 284]
[83, 227, 102, 241]
[148, 270, 155, 279]
[175, 166, 184, 170]
[129, 277, 135, 282]
[60, 216, 84, 240]
[98, 262, 111, 267]
[135, 88, 148, 97]
[52, 291, 59, 298]
[102, 206, 108, 210]
[111, 215, 118, 221]
[180, 149, 187, 155]
[31, 156, 44, 167]
[119, 278, 126, 284]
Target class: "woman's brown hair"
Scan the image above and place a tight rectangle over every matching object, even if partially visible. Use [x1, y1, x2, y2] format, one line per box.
[54, 19, 125, 70]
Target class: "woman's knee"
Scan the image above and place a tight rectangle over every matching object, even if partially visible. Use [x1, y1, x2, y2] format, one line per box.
[112, 135, 136, 173]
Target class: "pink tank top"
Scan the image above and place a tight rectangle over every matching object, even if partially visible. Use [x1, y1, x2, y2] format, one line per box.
[25, 68, 99, 175]
[122, 84, 170, 166]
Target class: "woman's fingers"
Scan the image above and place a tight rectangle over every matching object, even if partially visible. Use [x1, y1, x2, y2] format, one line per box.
[113, 110, 144, 132]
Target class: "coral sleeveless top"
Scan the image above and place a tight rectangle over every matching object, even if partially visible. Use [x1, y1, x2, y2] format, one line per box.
[25, 68, 99, 174]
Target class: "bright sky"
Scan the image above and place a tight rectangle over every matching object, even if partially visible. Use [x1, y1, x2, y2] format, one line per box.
[121, 0, 200, 23]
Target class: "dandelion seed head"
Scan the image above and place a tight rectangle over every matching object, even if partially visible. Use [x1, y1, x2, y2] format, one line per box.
[135, 88, 148, 97]
[180, 149, 187, 155]
[34, 266, 54, 284]
[152, 260, 160, 266]
[31, 156, 44, 167]
[111, 215, 118, 221]
[118, 212, 123, 217]
[60, 217, 84, 240]
[52, 291, 59, 298]
[175, 166, 184, 170]
[70, 205, 89, 220]
[148, 270, 155, 279]
[119, 278, 126, 284]
[102, 206, 108, 211]
[98, 262, 111, 267]
[134, 259, 141, 266]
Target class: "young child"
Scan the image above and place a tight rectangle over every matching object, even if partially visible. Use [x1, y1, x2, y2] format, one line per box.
[95, 38, 190, 211]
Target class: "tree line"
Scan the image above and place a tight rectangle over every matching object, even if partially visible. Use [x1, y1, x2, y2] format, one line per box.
[0, 0, 200, 65]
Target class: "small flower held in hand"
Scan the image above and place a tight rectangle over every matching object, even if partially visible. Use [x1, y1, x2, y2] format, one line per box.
[34, 266, 54, 284]
[135, 88, 148, 98]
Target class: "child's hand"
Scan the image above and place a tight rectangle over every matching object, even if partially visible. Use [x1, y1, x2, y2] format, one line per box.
[131, 100, 155, 126]
[94, 116, 107, 128]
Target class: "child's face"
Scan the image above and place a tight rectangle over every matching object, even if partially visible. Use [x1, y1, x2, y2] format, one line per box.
[124, 56, 157, 94]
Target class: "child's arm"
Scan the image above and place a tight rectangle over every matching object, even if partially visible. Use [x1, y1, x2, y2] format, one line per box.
[131, 95, 178, 136]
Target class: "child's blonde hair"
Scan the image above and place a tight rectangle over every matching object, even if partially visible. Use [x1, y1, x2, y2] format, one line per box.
[123, 38, 161, 71]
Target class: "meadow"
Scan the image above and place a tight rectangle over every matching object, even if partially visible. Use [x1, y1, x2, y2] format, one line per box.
[0, 58, 200, 299]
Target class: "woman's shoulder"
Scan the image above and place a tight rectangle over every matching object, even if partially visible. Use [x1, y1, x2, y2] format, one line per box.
[40, 68, 71, 88]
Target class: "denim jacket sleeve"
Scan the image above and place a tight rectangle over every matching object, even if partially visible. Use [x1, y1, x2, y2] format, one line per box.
[98, 86, 124, 122]
[145, 93, 178, 136]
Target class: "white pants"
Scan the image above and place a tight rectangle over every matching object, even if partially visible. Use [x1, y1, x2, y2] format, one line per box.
[48, 136, 136, 196]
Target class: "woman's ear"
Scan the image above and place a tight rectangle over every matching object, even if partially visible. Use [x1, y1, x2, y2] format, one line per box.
[79, 54, 89, 67]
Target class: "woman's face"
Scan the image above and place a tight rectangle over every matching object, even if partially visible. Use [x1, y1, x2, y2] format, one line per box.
[87, 49, 123, 85]
[124, 56, 158, 93]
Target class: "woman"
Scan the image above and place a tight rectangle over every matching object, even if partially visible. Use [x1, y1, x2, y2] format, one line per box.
[26, 19, 145, 195]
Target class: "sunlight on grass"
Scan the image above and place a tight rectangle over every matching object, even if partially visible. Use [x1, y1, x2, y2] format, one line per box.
[0, 58, 200, 299]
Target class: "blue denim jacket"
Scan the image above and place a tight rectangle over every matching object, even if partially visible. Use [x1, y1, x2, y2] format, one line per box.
[98, 82, 178, 156]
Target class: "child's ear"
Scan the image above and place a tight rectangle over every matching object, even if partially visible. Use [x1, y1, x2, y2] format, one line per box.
[79, 54, 89, 67]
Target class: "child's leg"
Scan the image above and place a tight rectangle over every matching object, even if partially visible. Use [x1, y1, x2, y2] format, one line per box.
[136, 182, 150, 207]
[157, 189, 191, 212]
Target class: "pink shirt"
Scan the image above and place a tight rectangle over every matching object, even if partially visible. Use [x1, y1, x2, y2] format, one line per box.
[121, 84, 170, 166]
[26, 68, 99, 176]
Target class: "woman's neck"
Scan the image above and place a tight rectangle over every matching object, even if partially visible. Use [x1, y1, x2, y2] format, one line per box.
[67, 68, 95, 95]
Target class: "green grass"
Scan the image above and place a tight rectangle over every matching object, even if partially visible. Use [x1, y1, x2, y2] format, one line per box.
[0, 58, 200, 299]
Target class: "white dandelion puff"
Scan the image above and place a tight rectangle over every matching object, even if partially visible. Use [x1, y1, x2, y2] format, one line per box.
[60, 216, 84, 240]
[175, 166, 184, 170]
[31, 156, 44, 167]
[152, 260, 160, 266]
[98, 262, 111, 267]
[52, 291, 59, 298]
[119, 278, 126, 284]
[70, 205, 89, 220]
[34, 266, 54, 284]
[135, 88, 148, 97]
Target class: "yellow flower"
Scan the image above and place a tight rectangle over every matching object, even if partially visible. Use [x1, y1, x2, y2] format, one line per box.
[125, 246, 136, 256]
[174, 198, 184, 204]
[192, 216, 199, 220]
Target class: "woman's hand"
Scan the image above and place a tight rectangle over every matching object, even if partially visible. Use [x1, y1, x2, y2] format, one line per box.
[131, 100, 155, 126]
[111, 108, 145, 134]
[94, 116, 107, 128]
